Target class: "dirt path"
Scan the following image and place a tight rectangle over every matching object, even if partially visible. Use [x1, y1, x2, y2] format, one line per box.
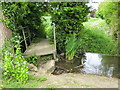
[32, 72, 118, 88]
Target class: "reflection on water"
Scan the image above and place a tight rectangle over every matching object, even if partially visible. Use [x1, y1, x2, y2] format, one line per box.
[82, 53, 119, 78]
[55, 52, 119, 78]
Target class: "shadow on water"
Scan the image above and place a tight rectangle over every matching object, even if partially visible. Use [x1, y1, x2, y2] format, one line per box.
[54, 52, 120, 78]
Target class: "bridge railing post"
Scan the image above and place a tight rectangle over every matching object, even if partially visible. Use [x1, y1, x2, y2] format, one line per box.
[22, 28, 27, 49]
[53, 23, 57, 60]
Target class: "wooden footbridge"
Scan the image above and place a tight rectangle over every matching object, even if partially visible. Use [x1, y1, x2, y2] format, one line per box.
[23, 23, 57, 60]
[24, 39, 56, 59]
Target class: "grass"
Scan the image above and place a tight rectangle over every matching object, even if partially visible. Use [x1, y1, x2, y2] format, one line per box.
[83, 18, 110, 35]
[81, 18, 116, 55]
[2, 75, 47, 88]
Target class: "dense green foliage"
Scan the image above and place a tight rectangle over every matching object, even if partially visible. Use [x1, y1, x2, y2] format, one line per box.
[42, 16, 53, 40]
[96, 2, 118, 39]
[64, 18, 116, 56]
[50, 2, 90, 59]
[96, 1, 119, 55]
[2, 2, 48, 51]
[2, 36, 28, 83]
[1, 3, 49, 83]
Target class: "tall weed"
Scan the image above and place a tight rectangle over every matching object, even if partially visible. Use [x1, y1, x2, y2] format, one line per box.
[65, 33, 80, 60]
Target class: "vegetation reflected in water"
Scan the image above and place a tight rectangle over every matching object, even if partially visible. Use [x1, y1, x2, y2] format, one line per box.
[55, 53, 119, 78]
[83, 53, 119, 78]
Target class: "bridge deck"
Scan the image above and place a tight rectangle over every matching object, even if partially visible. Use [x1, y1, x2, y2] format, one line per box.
[24, 39, 55, 57]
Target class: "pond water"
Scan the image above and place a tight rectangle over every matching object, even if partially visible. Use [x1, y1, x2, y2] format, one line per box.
[82, 53, 119, 78]
[55, 52, 119, 78]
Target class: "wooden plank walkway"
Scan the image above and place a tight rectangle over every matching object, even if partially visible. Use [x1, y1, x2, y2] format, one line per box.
[24, 39, 55, 57]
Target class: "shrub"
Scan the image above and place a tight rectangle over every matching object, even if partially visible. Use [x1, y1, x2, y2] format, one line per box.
[50, 2, 90, 54]
[64, 18, 116, 60]
[1, 36, 29, 83]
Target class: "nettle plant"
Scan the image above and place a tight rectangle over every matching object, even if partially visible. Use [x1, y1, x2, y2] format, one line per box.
[2, 35, 28, 83]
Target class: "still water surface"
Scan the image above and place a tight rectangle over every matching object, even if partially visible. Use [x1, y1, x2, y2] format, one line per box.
[56, 52, 119, 78]
[82, 53, 119, 77]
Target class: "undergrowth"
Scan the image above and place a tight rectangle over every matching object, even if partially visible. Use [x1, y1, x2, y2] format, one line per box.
[1, 36, 29, 83]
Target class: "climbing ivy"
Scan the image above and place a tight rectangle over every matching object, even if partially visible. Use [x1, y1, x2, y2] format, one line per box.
[2, 2, 49, 51]
[1, 2, 50, 83]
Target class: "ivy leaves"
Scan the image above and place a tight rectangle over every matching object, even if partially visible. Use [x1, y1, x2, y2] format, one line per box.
[2, 2, 48, 45]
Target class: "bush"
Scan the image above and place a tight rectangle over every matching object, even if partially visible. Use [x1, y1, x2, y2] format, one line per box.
[79, 28, 116, 54]
[65, 18, 116, 60]
[1, 36, 29, 83]
[50, 2, 90, 54]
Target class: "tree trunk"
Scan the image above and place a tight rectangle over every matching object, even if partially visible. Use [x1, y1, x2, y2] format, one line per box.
[0, 9, 12, 58]
[0, 10, 12, 48]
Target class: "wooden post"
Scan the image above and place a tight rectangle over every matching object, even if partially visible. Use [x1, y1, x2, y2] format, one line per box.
[22, 29, 27, 49]
[53, 23, 57, 60]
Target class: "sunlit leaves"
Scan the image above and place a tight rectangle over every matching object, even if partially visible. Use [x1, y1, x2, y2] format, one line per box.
[2, 37, 29, 83]
[96, 1, 119, 40]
